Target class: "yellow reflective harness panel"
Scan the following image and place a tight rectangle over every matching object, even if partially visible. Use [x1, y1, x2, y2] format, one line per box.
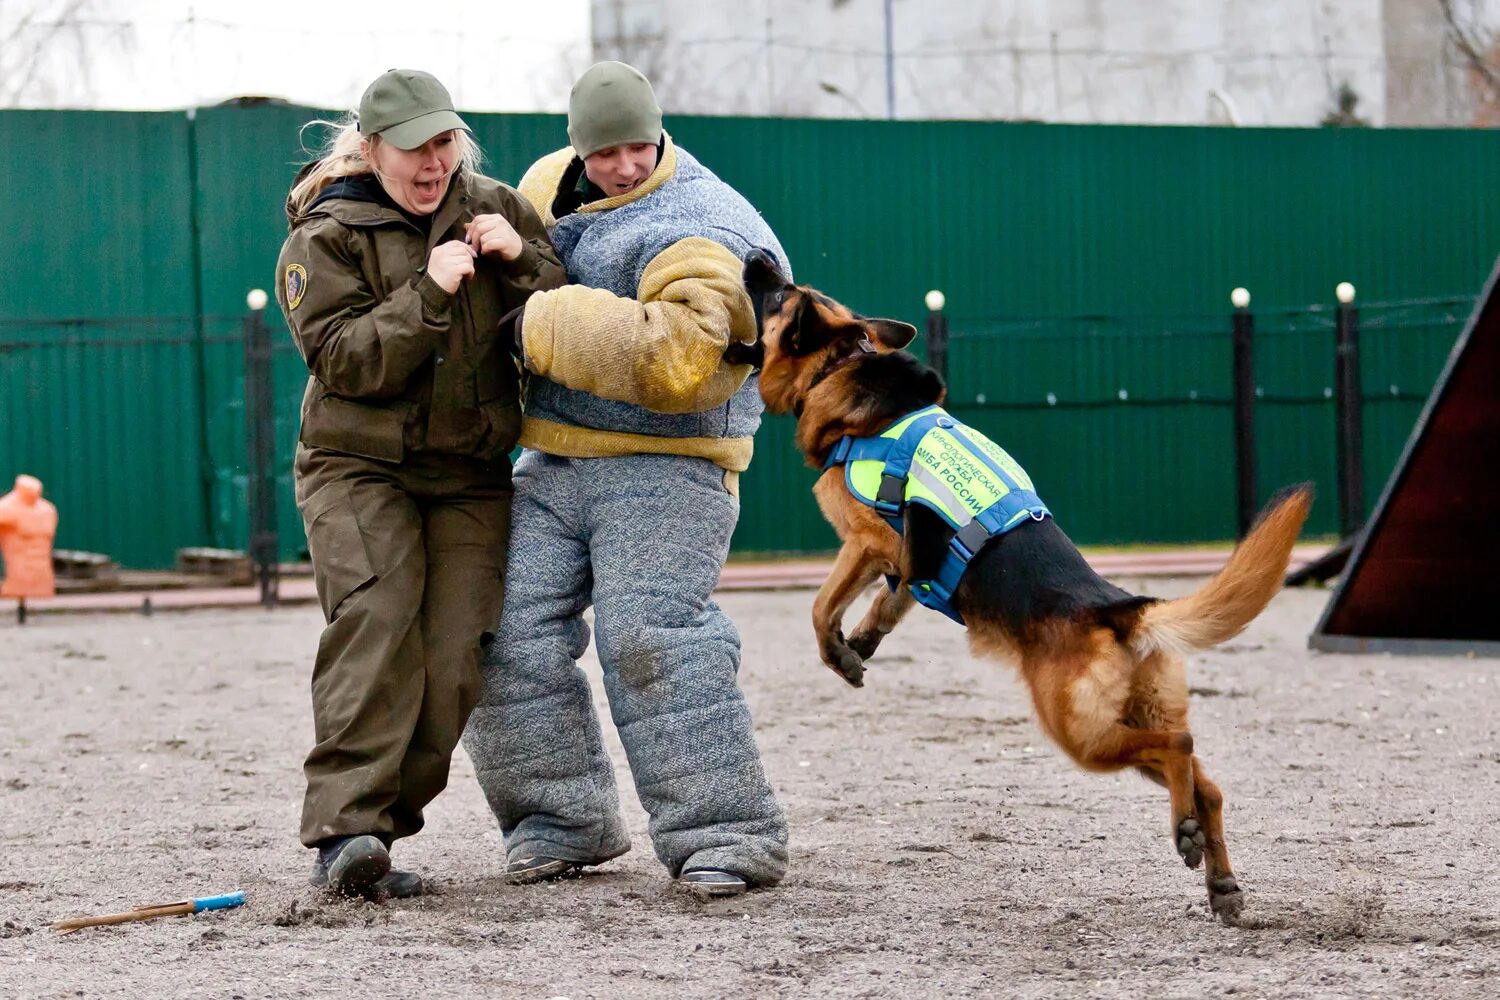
[824, 405, 1051, 624]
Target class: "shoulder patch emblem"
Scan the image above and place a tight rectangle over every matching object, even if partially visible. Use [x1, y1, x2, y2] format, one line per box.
[285, 263, 308, 310]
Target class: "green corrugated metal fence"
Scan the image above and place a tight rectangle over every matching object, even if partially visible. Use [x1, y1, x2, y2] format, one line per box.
[1, 107, 1497, 566]
[0, 111, 207, 568]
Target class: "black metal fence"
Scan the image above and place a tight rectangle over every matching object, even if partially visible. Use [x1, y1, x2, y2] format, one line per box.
[0, 293, 1476, 568]
[926, 293, 1473, 545]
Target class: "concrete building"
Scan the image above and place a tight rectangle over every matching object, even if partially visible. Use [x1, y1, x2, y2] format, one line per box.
[5, 0, 1497, 123]
[592, 0, 1500, 125]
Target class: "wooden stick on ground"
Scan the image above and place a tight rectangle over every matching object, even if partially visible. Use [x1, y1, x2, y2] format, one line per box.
[53, 891, 245, 933]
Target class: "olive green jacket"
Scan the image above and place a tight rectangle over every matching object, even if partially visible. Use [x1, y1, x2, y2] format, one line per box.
[276, 172, 565, 463]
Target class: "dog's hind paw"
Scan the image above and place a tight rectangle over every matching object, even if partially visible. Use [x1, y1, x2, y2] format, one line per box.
[1176, 817, 1206, 869]
[846, 630, 881, 660]
[1208, 875, 1244, 924]
[828, 645, 866, 687]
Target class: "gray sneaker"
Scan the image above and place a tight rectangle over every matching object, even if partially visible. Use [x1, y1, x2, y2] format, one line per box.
[679, 868, 748, 898]
[504, 856, 587, 885]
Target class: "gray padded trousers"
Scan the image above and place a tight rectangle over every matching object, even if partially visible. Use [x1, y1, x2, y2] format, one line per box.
[462, 450, 788, 885]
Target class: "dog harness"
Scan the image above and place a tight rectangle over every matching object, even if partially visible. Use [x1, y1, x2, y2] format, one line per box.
[823, 405, 1052, 625]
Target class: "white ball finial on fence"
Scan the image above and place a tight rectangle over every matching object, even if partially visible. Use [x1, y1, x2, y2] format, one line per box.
[924, 289, 946, 312]
[1336, 281, 1356, 305]
[1230, 287, 1251, 309]
[246, 288, 268, 311]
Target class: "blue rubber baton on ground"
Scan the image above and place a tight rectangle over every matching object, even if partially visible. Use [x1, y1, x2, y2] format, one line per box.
[193, 892, 246, 913]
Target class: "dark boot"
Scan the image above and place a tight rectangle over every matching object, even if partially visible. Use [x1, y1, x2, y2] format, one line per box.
[309, 835, 390, 897]
[373, 869, 426, 899]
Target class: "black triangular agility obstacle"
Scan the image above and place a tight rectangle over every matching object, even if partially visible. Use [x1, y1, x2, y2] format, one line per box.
[1311, 254, 1500, 655]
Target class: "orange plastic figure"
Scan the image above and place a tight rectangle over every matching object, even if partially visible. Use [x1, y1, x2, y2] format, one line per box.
[0, 474, 59, 600]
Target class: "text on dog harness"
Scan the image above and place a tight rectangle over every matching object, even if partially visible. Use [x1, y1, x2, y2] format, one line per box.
[823, 405, 1051, 624]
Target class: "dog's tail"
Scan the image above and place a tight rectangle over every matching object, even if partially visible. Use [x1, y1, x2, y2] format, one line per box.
[1130, 484, 1313, 657]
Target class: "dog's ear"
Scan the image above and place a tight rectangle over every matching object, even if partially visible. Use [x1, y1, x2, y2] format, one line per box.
[866, 318, 919, 350]
[788, 297, 866, 355]
[783, 294, 822, 355]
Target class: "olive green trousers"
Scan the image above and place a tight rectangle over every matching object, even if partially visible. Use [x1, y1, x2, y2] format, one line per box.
[294, 446, 511, 848]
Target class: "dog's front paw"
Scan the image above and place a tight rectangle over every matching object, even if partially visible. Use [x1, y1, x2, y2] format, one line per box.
[845, 629, 882, 660]
[825, 644, 866, 687]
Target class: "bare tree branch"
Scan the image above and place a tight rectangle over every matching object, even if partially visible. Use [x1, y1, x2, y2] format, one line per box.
[0, 0, 130, 107]
[1439, 0, 1500, 99]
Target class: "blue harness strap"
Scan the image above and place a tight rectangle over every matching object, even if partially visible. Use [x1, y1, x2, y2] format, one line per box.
[823, 407, 1051, 626]
[823, 434, 895, 469]
[824, 405, 947, 522]
[874, 406, 948, 513]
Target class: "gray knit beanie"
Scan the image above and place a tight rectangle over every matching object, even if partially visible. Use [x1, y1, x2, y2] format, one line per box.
[567, 61, 663, 158]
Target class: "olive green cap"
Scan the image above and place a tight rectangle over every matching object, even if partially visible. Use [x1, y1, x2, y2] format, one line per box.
[358, 69, 469, 150]
[567, 61, 662, 158]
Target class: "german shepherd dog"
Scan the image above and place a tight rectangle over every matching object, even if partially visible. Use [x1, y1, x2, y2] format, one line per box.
[736, 250, 1311, 923]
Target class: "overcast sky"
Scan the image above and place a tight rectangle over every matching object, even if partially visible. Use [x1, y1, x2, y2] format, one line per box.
[1, 0, 592, 111]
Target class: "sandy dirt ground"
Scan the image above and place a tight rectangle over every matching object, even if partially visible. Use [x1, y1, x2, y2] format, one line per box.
[2, 579, 1498, 999]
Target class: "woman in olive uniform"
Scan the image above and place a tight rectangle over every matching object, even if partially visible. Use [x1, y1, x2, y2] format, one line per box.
[275, 68, 566, 898]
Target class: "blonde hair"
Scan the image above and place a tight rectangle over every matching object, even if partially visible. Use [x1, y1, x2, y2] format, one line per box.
[287, 113, 485, 216]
